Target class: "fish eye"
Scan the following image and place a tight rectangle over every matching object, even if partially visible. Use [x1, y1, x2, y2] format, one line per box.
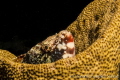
[45, 46, 48, 50]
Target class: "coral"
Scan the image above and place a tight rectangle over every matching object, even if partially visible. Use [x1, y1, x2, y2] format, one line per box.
[0, 0, 120, 79]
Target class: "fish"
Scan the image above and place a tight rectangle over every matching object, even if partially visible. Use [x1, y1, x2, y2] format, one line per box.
[16, 30, 75, 64]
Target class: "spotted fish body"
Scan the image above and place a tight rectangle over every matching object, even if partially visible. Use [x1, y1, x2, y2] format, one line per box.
[16, 30, 75, 64]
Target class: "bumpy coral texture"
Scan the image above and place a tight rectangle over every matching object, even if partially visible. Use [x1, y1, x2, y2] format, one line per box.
[0, 0, 120, 79]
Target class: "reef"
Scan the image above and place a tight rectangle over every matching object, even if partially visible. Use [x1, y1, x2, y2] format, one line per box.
[0, 0, 120, 79]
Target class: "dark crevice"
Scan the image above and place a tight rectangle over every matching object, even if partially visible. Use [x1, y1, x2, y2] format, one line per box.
[94, 12, 104, 21]
[76, 24, 81, 31]
[110, 3, 117, 13]
[83, 19, 86, 26]
[95, 33, 99, 39]
[94, 25, 100, 33]
[94, 15, 99, 21]
[88, 29, 94, 45]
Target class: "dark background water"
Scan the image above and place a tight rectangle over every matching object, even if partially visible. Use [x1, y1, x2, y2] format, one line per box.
[0, 0, 93, 56]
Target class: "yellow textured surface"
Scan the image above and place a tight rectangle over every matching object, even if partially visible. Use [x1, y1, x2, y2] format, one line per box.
[0, 0, 120, 79]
